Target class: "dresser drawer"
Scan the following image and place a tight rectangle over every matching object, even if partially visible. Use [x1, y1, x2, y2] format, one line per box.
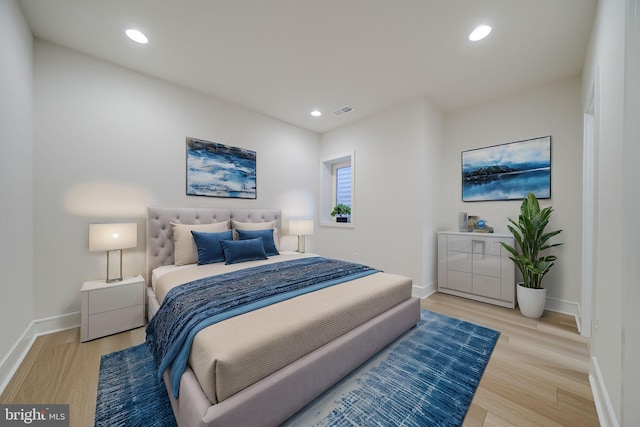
[471, 237, 510, 256]
[448, 235, 473, 253]
[88, 282, 144, 314]
[473, 253, 502, 278]
[446, 270, 472, 293]
[473, 275, 501, 299]
[447, 251, 472, 273]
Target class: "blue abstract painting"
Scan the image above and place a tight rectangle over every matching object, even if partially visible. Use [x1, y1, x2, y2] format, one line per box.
[462, 136, 551, 202]
[186, 137, 256, 199]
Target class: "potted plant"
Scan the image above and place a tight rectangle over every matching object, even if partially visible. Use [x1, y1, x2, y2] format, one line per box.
[330, 203, 351, 223]
[501, 192, 563, 318]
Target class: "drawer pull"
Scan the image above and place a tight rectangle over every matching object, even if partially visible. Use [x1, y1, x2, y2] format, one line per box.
[472, 239, 486, 256]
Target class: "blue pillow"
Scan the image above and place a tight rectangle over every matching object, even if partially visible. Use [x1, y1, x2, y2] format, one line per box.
[220, 238, 268, 264]
[236, 229, 279, 256]
[191, 230, 232, 265]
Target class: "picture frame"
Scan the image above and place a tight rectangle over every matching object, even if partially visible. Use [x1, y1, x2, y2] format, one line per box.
[462, 136, 551, 202]
[186, 137, 257, 199]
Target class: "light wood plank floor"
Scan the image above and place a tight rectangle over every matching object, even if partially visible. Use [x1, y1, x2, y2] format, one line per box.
[1, 293, 599, 426]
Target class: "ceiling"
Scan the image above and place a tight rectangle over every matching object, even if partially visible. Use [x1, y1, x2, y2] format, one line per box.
[19, 0, 597, 134]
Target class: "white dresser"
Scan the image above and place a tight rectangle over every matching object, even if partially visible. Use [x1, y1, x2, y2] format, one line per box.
[81, 274, 145, 342]
[437, 232, 516, 308]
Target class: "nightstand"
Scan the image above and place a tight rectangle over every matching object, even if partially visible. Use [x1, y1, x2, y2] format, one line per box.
[81, 274, 145, 342]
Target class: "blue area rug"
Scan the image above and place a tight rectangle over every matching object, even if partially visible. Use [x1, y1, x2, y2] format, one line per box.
[95, 344, 177, 427]
[95, 310, 499, 427]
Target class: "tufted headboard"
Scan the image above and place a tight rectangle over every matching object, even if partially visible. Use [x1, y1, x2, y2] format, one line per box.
[146, 206, 281, 281]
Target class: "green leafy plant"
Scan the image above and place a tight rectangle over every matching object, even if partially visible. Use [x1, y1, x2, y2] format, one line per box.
[330, 203, 351, 217]
[501, 192, 563, 289]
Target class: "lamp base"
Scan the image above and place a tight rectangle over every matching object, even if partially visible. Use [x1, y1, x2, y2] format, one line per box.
[106, 249, 124, 283]
[297, 235, 306, 253]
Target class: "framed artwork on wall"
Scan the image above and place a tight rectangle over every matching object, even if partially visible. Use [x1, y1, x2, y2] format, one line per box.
[462, 136, 551, 202]
[186, 137, 257, 199]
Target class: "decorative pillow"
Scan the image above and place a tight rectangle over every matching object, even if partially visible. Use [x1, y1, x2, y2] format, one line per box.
[231, 220, 279, 248]
[171, 221, 229, 265]
[237, 229, 279, 256]
[191, 230, 233, 265]
[220, 238, 268, 265]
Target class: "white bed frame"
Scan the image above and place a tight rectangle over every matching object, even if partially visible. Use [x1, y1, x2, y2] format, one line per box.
[146, 207, 420, 427]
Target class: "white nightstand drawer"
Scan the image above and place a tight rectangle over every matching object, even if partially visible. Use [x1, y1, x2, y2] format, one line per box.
[88, 305, 144, 340]
[88, 282, 143, 314]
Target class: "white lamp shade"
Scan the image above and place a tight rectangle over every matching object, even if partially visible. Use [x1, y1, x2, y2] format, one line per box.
[89, 223, 137, 251]
[289, 220, 314, 236]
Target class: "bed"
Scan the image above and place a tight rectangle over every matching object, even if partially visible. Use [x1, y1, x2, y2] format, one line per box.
[145, 206, 420, 427]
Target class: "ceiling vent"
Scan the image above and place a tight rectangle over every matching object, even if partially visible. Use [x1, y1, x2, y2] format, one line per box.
[332, 105, 353, 116]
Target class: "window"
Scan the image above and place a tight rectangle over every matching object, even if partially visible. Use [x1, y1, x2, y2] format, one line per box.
[321, 152, 354, 226]
[334, 163, 352, 207]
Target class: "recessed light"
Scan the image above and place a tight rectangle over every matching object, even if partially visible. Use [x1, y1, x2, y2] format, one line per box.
[310, 110, 322, 117]
[469, 25, 491, 42]
[125, 29, 148, 44]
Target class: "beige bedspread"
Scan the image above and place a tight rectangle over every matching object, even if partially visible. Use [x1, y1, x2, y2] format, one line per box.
[153, 253, 413, 404]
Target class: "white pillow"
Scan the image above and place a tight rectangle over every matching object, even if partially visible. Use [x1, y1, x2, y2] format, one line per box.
[231, 220, 279, 248]
[172, 221, 229, 266]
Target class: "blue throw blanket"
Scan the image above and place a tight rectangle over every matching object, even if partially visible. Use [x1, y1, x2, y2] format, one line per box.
[146, 256, 379, 398]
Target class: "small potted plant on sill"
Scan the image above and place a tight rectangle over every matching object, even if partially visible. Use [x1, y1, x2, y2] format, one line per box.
[330, 203, 351, 223]
[501, 192, 563, 318]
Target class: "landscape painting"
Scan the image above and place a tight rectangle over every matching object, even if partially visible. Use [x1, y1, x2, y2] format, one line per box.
[462, 136, 551, 202]
[186, 137, 256, 199]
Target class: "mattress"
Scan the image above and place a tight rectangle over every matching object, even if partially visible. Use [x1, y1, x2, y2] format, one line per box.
[153, 251, 314, 299]
[152, 253, 413, 404]
[151, 263, 192, 292]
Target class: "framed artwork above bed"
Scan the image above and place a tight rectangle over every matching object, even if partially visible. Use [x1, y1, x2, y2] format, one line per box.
[462, 136, 551, 202]
[186, 137, 257, 199]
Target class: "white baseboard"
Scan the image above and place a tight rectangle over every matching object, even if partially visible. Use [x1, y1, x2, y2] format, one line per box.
[589, 356, 619, 427]
[0, 312, 80, 396]
[31, 311, 80, 336]
[545, 296, 581, 332]
[413, 280, 437, 299]
[0, 325, 36, 397]
[545, 296, 580, 317]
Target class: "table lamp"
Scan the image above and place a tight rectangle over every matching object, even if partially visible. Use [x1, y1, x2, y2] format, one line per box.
[89, 223, 137, 282]
[289, 220, 314, 253]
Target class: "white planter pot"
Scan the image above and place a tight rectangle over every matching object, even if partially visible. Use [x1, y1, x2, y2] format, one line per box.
[516, 283, 546, 318]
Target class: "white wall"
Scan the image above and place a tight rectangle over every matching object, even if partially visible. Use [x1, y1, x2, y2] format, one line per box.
[33, 41, 319, 319]
[582, 0, 628, 424]
[440, 76, 584, 312]
[316, 97, 444, 292]
[0, 0, 34, 362]
[622, 2, 640, 424]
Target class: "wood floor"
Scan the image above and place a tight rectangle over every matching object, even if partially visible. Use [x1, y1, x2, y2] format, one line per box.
[1, 292, 599, 427]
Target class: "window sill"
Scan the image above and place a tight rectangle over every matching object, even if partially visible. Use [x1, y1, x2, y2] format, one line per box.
[320, 221, 355, 229]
